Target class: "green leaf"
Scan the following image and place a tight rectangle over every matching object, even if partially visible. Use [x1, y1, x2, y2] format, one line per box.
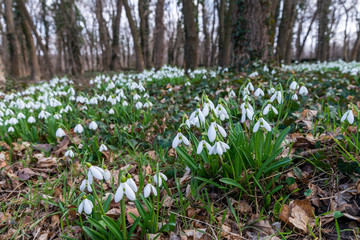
[176, 146, 198, 171]
[101, 216, 123, 240]
[219, 178, 250, 195]
[83, 226, 107, 240]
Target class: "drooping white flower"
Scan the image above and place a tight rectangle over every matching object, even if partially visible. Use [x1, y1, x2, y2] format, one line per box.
[209, 141, 230, 156]
[185, 81, 191, 87]
[115, 176, 136, 202]
[135, 102, 143, 109]
[133, 94, 141, 101]
[215, 104, 229, 121]
[144, 182, 157, 198]
[78, 197, 93, 215]
[254, 88, 265, 97]
[80, 179, 92, 192]
[291, 93, 298, 101]
[8, 126, 15, 133]
[74, 124, 84, 134]
[270, 91, 282, 104]
[263, 104, 278, 115]
[89, 121, 98, 130]
[99, 144, 108, 152]
[197, 139, 212, 154]
[189, 108, 205, 127]
[253, 117, 272, 132]
[87, 164, 105, 184]
[172, 131, 190, 148]
[202, 99, 215, 117]
[299, 85, 308, 96]
[65, 149, 75, 158]
[241, 104, 254, 123]
[289, 81, 299, 90]
[17, 113, 26, 119]
[123, 101, 129, 107]
[109, 109, 115, 114]
[126, 175, 138, 192]
[208, 121, 227, 142]
[246, 82, 255, 91]
[27, 116, 36, 123]
[153, 173, 168, 187]
[103, 167, 111, 181]
[9, 117, 18, 125]
[56, 128, 66, 138]
[38, 110, 51, 119]
[229, 90, 236, 98]
[341, 110, 354, 124]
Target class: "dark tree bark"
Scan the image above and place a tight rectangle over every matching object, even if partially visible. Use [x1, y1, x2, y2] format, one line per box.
[41, 0, 50, 52]
[210, 0, 217, 67]
[182, 0, 198, 70]
[154, 0, 165, 69]
[351, 19, 360, 61]
[201, 0, 210, 67]
[17, 0, 54, 75]
[139, 0, 151, 68]
[110, 0, 122, 70]
[0, 54, 5, 90]
[276, 0, 298, 64]
[123, 0, 144, 71]
[4, 0, 26, 77]
[232, 0, 274, 68]
[21, 12, 42, 81]
[316, 0, 331, 61]
[95, 0, 111, 70]
[218, 0, 234, 66]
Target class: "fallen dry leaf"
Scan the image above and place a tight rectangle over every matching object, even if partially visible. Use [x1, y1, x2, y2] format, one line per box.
[280, 199, 315, 233]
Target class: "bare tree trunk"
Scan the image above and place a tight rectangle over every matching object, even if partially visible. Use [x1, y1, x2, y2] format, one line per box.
[4, 0, 26, 77]
[297, 8, 318, 60]
[95, 0, 111, 70]
[154, 0, 165, 69]
[201, 0, 210, 67]
[210, 0, 217, 67]
[218, 0, 234, 66]
[139, 0, 151, 68]
[351, 20, 360, 61]
[16, 0, 54, 75]
[123, 0, 144, 71]
[182, 0, 198, 70]
[21, 14, 41, 81]
[110, 0, 122, 70]
[276, 0, 298, 64]
[0, 54, 6, 90]
[316, 0, 331, 61]
[232, 0, 272, 68]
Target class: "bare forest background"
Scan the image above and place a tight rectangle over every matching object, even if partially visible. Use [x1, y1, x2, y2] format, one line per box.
[0, 0, 359, 82]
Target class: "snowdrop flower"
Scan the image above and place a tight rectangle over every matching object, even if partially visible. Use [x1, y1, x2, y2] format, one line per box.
[54, 114, 62, 120]
[153, 172, 168, 187]
[229, 89, 236, 98]
[86, 163, 104, 184]
[115, 175, 136, 202]
[209, 140, 230, 156]
[89, 121, 98, 130]
[185, 81, 191, 87]
[215, 104, 229, 121]
[263, 65, 269, 72]
[135, 102, 143, 109]
[291, 93, 298, 101]
[341, 109, 354, 124]
[78, 196, 93, 215]
[126, 174, 137, 192]
[109, 108, 115, 114]
[241, 105, 254, 123]
[271, 69, 276, 75]
[172, 130, 190, 148]
[202, 99, 215, 117]
[8, 126, 15, 133]
[103, 166, 111, 181]
[27, 116, 36, 123]
[144, 181, 157, 198]
[268, 87, 276, 95]
[133, 94, 141, 101]
[289, 81, 299, 90]
[299, 85, 308, 96]
[99, 144, 108, 152]
[80, 179, 92, 192]
[246, 82, 255, 91]
[122, 101, 129, 107]
[17, 113, 25, 119]
[65, 149, 75, 158]
[38, 110, 51, 119]
[249, 72, 259, 78]
[208, 120, 227, 142]
[254, 88, 265, 97]
[74, 123, 84, 134]
[56, 128, 66, 138]
[270, 91, 282, 104]
[9, 117, 18, 125]
[197, 137, 212, 154]
[263, 104, 278, 115]
[253, 117, 272, 132]
[189, 107, 205, 127]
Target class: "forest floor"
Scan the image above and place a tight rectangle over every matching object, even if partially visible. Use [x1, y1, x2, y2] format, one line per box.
[1, 63, 360, 239]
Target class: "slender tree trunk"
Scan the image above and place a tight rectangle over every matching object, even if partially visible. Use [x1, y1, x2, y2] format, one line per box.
[21, 14, 41, 81]
[351, 21, 360, 61]
[110, 0, 122, 70]
[123, 0, 144, 71]
[297, 8, 318, 60]
[210, 0, 217, 67]
[139, 0, 151, 68]
[4, 0, 26, 77]
[182, 0, 198, 70]
[316, 0, 331, 61]
[218, 0, 234, 66]
[154, 0, 165, 69]
[0, 55, 5, 90]
[202, 0, 210, 67]
[276, 0, 298, 64]
[96, 0, 111, 70]
[16, 0, 54, 75]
